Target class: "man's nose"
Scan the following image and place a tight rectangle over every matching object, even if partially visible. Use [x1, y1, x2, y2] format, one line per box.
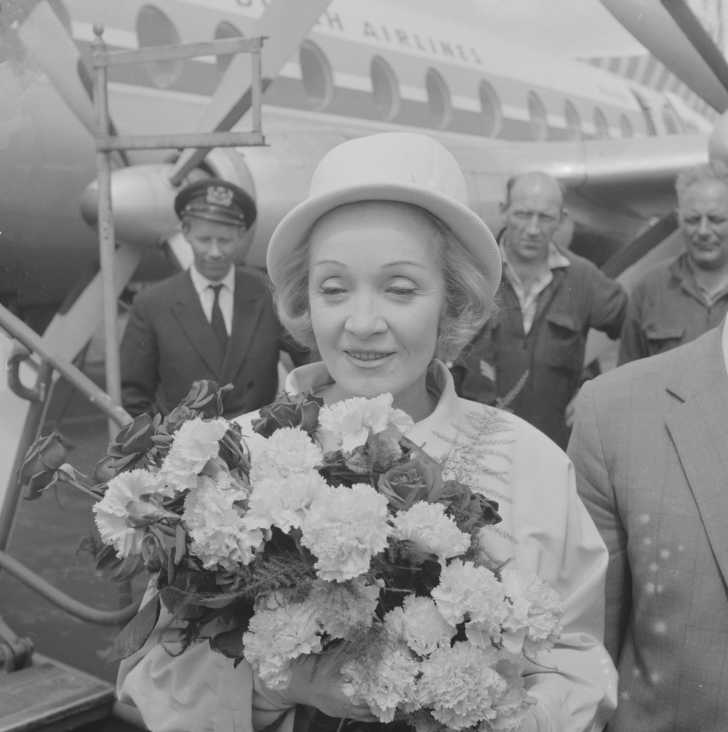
[209, 240, 223, 256]
[526, 214, 541, 235]
[697, 217, 710, 236]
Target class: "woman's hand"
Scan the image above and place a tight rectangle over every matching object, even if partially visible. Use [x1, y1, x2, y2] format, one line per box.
[285, 646, 378, 722]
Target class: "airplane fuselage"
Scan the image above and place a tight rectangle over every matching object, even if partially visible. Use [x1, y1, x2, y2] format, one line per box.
[0, 0, 711, 315]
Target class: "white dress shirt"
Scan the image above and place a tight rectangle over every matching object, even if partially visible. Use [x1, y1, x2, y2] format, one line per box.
[501, 242, 570, 334]
[188, 264, 235, 336]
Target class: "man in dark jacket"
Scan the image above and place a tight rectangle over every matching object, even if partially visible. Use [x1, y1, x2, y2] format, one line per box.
[454, 171, 627, 449]
[120, 178, 306, 418]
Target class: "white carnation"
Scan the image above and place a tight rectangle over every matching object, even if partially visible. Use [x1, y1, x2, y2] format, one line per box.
[385, 596, 454, 656]
[248, 470, 328, 532]
[416, 643, 508, 730]
[301, 483, 390, 581]
[431, 560, 508, 636]
[318, 394, 414, 453]
[243, 599, 323, 689]
[183, 475, 263, 570]
[247, 427, 323, 481]
[93, 469, 175, 558]
[341, 628, 420, 723]
[392, 502, 470, 560]
[500, 568, 563, 652]
[307, 578, 380, 638]
[161, 418, 228, 487]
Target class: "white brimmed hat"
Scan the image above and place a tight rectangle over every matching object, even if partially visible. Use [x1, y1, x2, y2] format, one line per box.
[266, 132, 501, 299]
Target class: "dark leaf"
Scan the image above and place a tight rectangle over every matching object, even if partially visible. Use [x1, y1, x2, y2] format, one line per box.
[95, 544, 122, 573]
[174, 523, 186, 566]
[108, 594, 161, 660]
[209, 627, 248, 659]
[110, 553, 146, 582]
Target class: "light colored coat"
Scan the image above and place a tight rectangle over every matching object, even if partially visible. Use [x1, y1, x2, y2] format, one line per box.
[569, 324, 728, 731]
[117, 361, 617, 732]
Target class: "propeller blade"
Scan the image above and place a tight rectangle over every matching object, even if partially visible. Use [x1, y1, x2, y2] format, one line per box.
[17, 1, 97, 135]
[169, 0, 334, 185]
[601, 211, 678, 279]
[599, 0, 728, 112]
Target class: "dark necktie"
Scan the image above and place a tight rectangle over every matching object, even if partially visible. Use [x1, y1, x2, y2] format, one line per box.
[209, 284, 228, 351]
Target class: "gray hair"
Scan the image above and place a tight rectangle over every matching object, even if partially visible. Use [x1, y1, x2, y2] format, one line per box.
[273, 202, 497, 363]
[675, 161, 728, 204]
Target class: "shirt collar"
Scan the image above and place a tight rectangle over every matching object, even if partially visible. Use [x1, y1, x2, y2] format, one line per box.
[500, 241, 570, 277]
[189, 263, 235, 295]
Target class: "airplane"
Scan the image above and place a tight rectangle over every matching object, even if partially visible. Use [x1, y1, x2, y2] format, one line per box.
[1, 0, 728, 727]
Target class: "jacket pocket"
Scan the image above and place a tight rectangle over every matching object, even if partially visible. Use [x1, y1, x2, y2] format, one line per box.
[541, 311, 582, 371]
[644, 323, 685, 356]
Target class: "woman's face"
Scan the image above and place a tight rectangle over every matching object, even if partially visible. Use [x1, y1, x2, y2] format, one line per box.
[308, 202, 446, 416]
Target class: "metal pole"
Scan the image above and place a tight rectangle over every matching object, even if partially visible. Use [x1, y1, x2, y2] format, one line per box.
[93, 26, 121, 439]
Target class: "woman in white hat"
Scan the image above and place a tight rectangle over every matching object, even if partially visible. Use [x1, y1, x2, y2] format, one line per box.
[117, 133, 616, 732]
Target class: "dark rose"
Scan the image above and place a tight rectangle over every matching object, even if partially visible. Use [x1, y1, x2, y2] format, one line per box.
[20, 431, 71, 499]
[433, 480, 502, 532]
[93, 412, 158, 481]
[181, 380, 231, 417]
[252, 393, 322, 438]
[378, 451, 444, 511]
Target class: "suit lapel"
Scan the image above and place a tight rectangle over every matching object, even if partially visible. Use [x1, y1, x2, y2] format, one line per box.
[171, 271, 224, 376]
[220, 271, 265, 382]
[664, 328, 728, 587]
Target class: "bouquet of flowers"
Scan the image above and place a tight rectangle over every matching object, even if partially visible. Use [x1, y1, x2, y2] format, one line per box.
[22, 381, 563, 732]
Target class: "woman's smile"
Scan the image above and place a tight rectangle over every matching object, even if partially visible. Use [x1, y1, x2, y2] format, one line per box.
[343, 348, 396, 365]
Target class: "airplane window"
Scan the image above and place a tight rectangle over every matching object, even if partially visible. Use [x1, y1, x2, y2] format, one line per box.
[478, 79, 502, 137]
[136, 5, 182, 89]
[593, 107, 610, 138]
[370, 55, 400, 121]
[662, 104, 683, 134]
[425, 67, 452, 129]
[527, 91, 548, 141]
[619, 113, 634, 138]
[299, 40, 334, 110]
[214, 21, 243, 75]
[563, 100, 582, 141]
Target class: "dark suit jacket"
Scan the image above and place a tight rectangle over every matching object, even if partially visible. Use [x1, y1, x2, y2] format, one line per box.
[568, 324, 728, 731]
[121, 268, 303, 418]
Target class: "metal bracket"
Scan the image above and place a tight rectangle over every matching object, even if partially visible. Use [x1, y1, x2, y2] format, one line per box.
[6, 343, 44, 404]
[0, 613, 34, 671]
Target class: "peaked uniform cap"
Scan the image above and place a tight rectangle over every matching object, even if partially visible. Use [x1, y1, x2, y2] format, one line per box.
[266, 132, 501, 299]
[174, 178, 257, 228]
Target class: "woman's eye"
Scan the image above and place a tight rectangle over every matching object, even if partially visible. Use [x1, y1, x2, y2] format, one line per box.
[387, 279, 417, 296]
[319, 282, 347, 296]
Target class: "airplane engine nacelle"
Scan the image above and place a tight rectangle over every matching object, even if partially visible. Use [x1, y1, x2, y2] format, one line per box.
[78, 147, 257, 252]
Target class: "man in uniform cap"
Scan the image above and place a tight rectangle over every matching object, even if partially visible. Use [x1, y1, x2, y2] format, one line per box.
[120, 178, 308, 418]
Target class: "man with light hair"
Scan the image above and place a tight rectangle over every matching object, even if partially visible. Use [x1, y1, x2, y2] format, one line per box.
[619, 161, 728, 363]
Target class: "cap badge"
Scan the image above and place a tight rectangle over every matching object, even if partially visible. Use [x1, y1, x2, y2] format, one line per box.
[206, 185, 234, 207]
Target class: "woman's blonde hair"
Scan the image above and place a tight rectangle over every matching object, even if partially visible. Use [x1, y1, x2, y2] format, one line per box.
[273, 201, 497, 362]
